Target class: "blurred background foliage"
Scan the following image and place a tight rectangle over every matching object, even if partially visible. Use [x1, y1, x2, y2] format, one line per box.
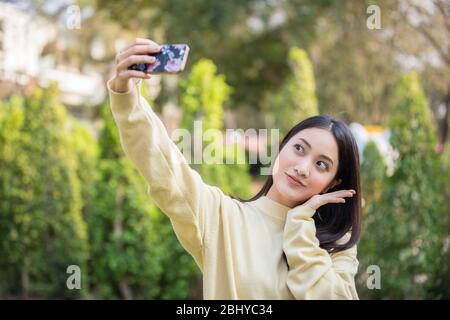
[0, 0, 449, 299]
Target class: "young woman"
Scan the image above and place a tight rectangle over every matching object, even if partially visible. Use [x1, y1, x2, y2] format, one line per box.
[108, 38, 362, 300]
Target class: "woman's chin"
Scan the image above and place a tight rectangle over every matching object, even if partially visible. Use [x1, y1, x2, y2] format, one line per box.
[279, 183, 307, 202]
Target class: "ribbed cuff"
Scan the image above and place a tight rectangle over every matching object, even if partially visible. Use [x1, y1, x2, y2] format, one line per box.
[106, 78, 141, 112]
[287, 205, 317, 220]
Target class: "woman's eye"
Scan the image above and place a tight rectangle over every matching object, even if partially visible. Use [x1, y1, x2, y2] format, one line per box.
[294, 144, 304, 152]
[317, 161, 328, 170]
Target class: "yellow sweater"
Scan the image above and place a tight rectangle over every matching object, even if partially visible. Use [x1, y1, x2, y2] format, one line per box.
[107, 79, 360, 300]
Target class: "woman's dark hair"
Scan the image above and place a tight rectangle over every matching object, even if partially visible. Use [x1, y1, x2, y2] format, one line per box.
[241, 114, 362, 254]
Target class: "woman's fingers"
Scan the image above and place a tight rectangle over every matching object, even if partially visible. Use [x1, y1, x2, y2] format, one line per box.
[328, 190, 356, 197]
[117, 54, 156, 72]
[128, 44, 161, 56]
[132, 38, 159, 48]
[114, 39, 162, 83]
[119, 38, 159, 54]
[111, 39, 160, 93]
[304, 189, 356, 210]
[118, 70, 151, 80]
[324, 190, 356, 204]
[318, 197, 346, 205]
[116, 44, 161, 65]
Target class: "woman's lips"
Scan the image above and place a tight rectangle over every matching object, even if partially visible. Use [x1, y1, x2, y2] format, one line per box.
[285, 173, 306, 187]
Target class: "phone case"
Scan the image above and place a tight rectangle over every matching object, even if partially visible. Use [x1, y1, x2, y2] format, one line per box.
[129, 44, 190, 74]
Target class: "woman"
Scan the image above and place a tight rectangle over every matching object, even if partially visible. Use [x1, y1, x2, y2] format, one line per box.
[108, 38, 361, 300]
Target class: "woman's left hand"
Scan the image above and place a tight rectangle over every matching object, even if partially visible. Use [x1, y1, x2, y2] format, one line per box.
[302, 189, 356, 211]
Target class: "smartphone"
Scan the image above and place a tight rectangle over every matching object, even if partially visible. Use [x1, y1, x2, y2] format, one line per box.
[128, 44, 190, 74]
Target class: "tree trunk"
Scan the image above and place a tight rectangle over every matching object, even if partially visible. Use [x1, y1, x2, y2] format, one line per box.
[439, 86, 450, 149]
[21, 258, 30, 299]
[119, 279, 133, 300]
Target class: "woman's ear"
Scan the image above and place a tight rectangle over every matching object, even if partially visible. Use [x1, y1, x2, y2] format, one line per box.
[330, 178, 343, 190]
[321, 178, 342, 194]
[333, 178, 342, 188]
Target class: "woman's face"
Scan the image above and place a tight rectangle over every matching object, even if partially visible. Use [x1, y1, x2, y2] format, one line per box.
[267, 127, 340, 208]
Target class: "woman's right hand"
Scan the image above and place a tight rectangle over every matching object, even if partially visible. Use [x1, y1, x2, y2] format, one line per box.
[110, 38, 162, 93]
[301, 189, 356, 211]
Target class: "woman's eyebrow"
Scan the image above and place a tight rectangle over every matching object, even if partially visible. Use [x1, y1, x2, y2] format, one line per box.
[299, 137, 312, 149]
[298, 137, 334, 166]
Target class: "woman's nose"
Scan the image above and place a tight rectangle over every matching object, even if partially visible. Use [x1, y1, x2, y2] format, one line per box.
[294, 163, 309, 178]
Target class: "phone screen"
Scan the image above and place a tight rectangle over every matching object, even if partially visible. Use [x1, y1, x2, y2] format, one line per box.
[129, 44, 190, 74]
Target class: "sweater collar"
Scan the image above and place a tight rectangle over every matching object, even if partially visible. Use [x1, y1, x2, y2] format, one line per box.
[250, 196, 292, 221]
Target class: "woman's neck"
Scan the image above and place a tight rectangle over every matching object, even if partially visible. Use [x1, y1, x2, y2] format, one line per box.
[266, 185, 295, 208]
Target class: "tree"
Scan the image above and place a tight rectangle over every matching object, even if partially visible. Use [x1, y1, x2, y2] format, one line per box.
[356, 140, 387, 298]
[311, 0, 401, 124]
[69, 120, 99, 222]
[94, 0, 340, 122]
[425, 142, 450, 299]
[357, 71, 445, 299]
[0, 84, 88, 299]
[180, 59, 252, 199]
[396, 0, 450, 150]
[88, 100, 160, 299]
[361, 141, 387, 205]
[0, 95, 26, 297]
[264, 47, 319, 135]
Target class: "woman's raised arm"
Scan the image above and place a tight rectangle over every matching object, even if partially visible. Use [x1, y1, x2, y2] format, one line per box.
[108, 38, 229, 270]
[283, 205, 359, 299]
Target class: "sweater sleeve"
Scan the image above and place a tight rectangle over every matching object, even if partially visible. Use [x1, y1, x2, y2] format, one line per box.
[282, 205, 359, 300]
[107, 79, 223, 271]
